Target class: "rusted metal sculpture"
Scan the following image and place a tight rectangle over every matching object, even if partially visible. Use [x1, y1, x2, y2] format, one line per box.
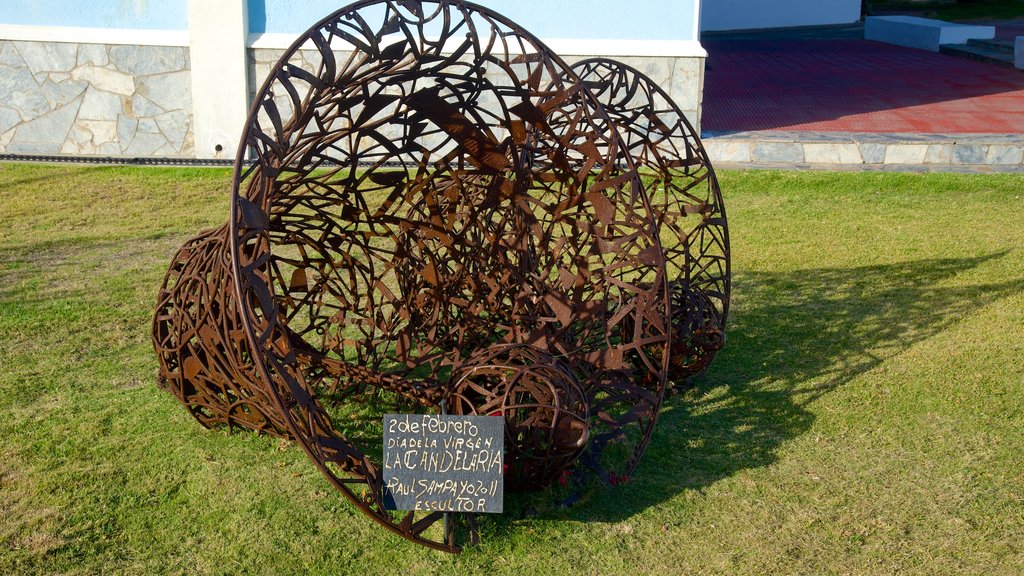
[153, 0, 728, 553]
[569, 59, 730, 382]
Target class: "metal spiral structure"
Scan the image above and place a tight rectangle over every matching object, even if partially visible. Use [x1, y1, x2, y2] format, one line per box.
[153, 0, 728, 553]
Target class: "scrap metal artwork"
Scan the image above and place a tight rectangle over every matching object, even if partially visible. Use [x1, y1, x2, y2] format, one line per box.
[152, 0, 729, 553]
[569, 58, 730, 382]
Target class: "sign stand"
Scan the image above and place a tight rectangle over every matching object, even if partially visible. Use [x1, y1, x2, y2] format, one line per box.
[440, 399, 452, 548]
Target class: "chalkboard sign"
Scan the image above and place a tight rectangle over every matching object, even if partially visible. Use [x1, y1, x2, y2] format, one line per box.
[382, 414, 504, 513]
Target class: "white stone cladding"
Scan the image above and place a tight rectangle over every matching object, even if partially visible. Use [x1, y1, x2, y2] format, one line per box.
[0, 40, 194, 156]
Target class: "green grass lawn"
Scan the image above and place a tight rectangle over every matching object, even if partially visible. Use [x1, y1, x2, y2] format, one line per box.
[866, 0, 1024, 21]
[1, 163, 1023, 575]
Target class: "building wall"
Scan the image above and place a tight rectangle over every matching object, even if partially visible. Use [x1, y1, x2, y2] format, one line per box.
[701, 0, 861, 32]
[0, 1, 193, 156]
[249, 0, 698, 40]
[0, 0, 186, 30]
[249, 46, 704, 137]
[248, 0, 706, 127]
[0, 40, 193, 156]
[2, 0, 705, 159]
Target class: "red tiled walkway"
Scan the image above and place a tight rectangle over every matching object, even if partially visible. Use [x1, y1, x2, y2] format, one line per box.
[702, 39, 1024, 133]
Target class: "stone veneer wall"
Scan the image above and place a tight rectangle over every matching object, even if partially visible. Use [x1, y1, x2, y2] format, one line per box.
[0, 40, 193, 157]
[248, 49, 705, 132]
[561, 55, 704, 130]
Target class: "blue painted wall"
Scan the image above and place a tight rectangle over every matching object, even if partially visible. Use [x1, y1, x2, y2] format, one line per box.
[248, 0, 698, 41]
[0, 0, 697, 41]
[0, 0, 187, 30]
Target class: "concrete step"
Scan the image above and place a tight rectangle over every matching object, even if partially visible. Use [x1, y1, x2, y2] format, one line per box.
[965, 38, 1016, 54]
[701, 131, 1024, 171]
[865, 16, 995, 52]
[939, 42, 1016, 67]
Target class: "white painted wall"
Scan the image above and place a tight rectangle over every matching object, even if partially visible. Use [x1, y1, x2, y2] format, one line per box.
[188, 0, 249, 160]
[701, 0, 860, 32]
[1, 0, 711, 156]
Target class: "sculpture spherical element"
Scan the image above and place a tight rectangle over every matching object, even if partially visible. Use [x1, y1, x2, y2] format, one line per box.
[447, 344, 589, 491]
[570, 58, 731, 385]
[667, 281, 726, 379]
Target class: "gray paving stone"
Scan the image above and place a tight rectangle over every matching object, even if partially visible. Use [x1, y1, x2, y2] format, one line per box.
[986, 145, 1024, 165]
[77, 44, 108, 67]
[803, 142, 863, 164]
[884, 144, 929, 164]
[859, 143, 887, 164]
[751, 132, 798, 143]
[70, 65, 135, 96]
[155, 109, 190, 151]
[98, 141, 121, 155]
[65, 122, 92, 153]
[924, 144, 951, 164]
[0, 41, 23, 68]
[707, 134, 1023, 170]
[753, 141, 803, 163]
[852, 133, 899, 143]
[798, 132, 855, 143]
[78, 87, 124, 121]
[131, 94, 164, 116]
[10, 97, 81, 146]
[117, 115, 138, 146]
[136, 70, 191, 112]
[40, 77, 88, 108]
[180, 128, 195, 156]
[6, 141, 61, 154]
[705, 140, 751, 163]
[963, 133, 1024, 144]
[152, 142, 178, 156]
[882, 132, 945, 143]
[122, 131, 168, 156]
[952, 144, 988, 164]
[138, 117, 160, 133]
[13, 41, 77, 73]
[298, 48, 323, 73]
[59, 139, 82, 155]
[0, 65, 50, 120]
[109, 45, 187, 76]
[0, 106, 21, 134]
[75, 120, 117, 145]
[668, 57, 704, 114]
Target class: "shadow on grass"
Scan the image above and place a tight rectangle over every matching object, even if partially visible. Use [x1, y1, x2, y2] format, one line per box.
[490, 251, 1022, 527]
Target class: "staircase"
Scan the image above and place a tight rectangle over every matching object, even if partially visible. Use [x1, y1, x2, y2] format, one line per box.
[940, 38, 1017, 67]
